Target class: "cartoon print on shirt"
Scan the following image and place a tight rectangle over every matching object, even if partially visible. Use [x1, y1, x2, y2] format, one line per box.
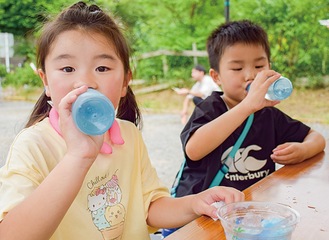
[88, 186, 111, 230]
[105, 174, 122, 206]
[222, 145, 269, 181]
[105, 203, 125, 228]
[87, 171, 126, 240]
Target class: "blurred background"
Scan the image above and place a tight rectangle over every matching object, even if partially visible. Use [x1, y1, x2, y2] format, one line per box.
[0, 0, 328, 88]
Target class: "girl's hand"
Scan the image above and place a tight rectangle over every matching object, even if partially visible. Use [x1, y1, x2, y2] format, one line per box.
[192, 186, 244, 220]
[57, 86, 104, 166]
[271, 142, 306, 165]
[243, 70, 281, 112]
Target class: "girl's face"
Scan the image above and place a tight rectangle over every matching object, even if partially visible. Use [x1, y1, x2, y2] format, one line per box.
[39, 29, 128, 111]
[211, 43, 270, 108]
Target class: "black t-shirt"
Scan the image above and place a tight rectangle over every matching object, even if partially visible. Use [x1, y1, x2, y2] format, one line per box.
[175, 92, 310, 196]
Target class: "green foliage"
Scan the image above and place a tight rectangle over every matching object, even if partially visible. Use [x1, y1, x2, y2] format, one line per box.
[3, 63, 40, 87]
[134, 57, 164, 82]
[0, 0, 46, 36]
[14, 36, 37, 61]
[125, 0, 329, 84]
[121, 0, 227, 81]
[0, 64, 7, 78]
[1, 0, 328, 87]
[231, 0, 329, 83]
[166, 56, 194, 80]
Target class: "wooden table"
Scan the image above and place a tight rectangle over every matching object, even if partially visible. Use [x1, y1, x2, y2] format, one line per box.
[165, 150, 329, 239]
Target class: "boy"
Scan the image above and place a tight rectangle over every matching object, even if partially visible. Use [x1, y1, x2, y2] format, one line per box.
[174, 20, 325, 196]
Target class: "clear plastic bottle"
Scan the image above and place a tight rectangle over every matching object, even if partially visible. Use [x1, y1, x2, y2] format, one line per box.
[265, 77, 293, 101]
[72, 89, 115, 135]
[246, 77, 293, 101]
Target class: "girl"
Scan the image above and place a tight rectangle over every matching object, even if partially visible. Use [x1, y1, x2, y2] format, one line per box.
[0, 2, 244, 240]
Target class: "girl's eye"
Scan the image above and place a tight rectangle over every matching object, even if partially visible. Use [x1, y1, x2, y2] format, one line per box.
[232, 68, 242, 71]
[62, 67, 74, 73]
[96, 66, 109, 72]
[256, 65, 264, 69]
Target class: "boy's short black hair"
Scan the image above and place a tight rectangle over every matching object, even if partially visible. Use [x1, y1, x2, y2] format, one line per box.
[193, 64, 206, 74]
[207, 20, 271, 72]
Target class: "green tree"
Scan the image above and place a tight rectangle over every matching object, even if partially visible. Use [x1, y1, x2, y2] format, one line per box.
[1, 0, 328, 87]
[0, 0, 47, 36]
[0, 0, 78, 60]
[108, 0, 227, 80]
[232, 0, 329, 84]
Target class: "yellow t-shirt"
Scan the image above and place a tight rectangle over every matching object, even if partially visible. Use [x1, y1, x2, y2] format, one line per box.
[0, 118, 169, 239]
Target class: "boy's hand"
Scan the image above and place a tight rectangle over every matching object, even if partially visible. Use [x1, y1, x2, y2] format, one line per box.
[271, 142, 306, 164]
[243, 70, 281, 112]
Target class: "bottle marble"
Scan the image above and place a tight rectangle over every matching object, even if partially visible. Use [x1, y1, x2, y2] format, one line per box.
[265, 77, 293, 101]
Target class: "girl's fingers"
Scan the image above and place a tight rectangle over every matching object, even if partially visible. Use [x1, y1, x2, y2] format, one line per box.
[58, 86, 88, 116]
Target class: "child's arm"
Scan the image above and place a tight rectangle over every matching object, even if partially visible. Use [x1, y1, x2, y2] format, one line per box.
[271, 129, 326, 164]
[0, 86, 102, 240]
[146, 186, 244, 228]
[185, 70, 281, 161]
[0, 154, 94, 240]
[186, 101, 253, 160]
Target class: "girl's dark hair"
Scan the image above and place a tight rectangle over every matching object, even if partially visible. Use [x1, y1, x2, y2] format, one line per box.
[26, 1, 142, 128]
[207, 20, 271, 72]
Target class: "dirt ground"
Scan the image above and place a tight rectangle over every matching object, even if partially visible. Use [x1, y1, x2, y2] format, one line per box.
[1, 99, 328, 189]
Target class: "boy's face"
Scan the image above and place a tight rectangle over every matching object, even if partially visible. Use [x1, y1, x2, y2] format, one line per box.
[210, 43, 270, 108]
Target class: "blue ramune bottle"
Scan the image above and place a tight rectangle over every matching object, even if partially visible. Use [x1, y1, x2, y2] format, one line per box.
[265, 77, 293, 101]
[247, 77, 293, 101]
[72, 89, 115, 135]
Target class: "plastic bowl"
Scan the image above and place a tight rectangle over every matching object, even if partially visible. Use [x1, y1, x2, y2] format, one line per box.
[216, 201, 300, 240]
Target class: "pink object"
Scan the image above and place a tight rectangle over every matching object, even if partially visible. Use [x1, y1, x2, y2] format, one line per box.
[49, 108, 124, 154]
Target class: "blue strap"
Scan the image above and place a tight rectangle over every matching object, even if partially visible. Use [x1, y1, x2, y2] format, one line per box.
[170, 159, 186, 197]
[209, 113, 254, 188]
